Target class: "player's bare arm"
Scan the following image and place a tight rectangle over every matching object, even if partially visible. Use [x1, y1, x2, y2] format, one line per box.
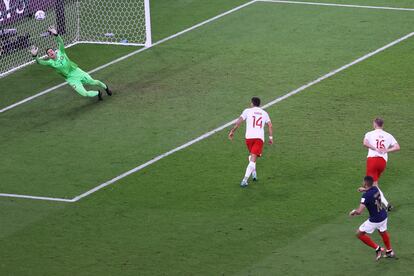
[349, 203, 366, 216]
[375, 142, 400, 155]
[385, 143, 400, 153]
[228, 117, 244, 140]
[363, 139, 378, 152]
[267, 121, 273, 145]
[358, 187, 367, 193]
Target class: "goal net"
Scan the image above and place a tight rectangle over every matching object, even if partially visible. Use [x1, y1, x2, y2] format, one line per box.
[0, 0, 152, 78]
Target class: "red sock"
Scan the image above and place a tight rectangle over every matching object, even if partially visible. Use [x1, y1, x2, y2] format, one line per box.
[358, 233, 378, 250]
[379, 231, 392, 251]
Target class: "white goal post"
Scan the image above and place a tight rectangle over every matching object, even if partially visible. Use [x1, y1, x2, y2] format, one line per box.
[0, 0, 152, 78]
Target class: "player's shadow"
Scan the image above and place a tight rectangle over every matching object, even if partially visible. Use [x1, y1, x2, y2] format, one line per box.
[63, 96, 104, 117]
[12, 95, 105, 132]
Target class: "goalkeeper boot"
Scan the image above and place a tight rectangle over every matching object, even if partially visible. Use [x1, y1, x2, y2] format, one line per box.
[98, 91, 103, 101]
[105, 84, 112, 96]
[240, 179, 248, 188]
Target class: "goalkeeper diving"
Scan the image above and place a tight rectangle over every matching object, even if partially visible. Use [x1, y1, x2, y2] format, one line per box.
[30, 26, 111, 100]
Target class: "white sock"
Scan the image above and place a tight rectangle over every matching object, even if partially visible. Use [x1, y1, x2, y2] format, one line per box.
[377, 187, 389, 207]
[243, 161, 256, 181]
[252, 170, 257, 179]
[248, 155, 257, 179]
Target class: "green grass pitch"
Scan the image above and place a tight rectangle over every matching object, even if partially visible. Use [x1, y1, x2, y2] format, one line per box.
[1, 0, 414, 274]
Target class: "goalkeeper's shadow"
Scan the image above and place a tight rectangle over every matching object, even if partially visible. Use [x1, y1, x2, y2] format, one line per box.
[63, 97, 104, 117]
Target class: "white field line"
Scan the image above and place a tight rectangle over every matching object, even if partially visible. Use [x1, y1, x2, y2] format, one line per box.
[71, 120, 237, 202]
[1, 33, 413, 203]
[0, 193, 74, 202]
[1, 32, 413, 203]
[2, 0, 413, 114]
[0, 0, 257, 114]
[258, 0, 414, 11]
[0, 3, 413, 202]
[70, 31, 414, 202]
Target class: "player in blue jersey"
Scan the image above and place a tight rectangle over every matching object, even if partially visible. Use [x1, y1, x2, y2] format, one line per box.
[349, 176, 395, 261]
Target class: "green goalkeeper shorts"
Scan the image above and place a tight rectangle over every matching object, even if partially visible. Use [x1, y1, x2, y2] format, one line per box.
[66, 68, 105, 97]
[67, 68, 96, 87]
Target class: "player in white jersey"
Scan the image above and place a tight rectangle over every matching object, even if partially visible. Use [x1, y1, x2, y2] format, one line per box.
[359, 118, 400, 209]
[228, 97, 273, 187]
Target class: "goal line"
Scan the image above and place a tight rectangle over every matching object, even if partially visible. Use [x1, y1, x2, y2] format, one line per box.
[1, 31, 413, 203]
[1, 0, 413, 202]
[1, 0, 413, 114]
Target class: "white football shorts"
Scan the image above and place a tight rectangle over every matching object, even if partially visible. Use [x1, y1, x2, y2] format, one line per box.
[359, 218, 388, 234]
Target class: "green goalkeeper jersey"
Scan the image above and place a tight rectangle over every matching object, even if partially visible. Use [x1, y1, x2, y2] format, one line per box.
[35, 35, 79, 79]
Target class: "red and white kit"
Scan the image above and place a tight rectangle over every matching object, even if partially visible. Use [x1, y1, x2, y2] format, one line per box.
[364, 129, 398, 181]
[241, 107, 271, 156]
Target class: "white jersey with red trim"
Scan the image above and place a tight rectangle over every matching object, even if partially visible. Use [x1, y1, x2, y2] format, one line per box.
[364, 129, 398, 162]
[240, 107, 271, 141]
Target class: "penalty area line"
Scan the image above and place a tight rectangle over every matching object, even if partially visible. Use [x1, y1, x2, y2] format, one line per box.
[71, 31, 414, 202]
[258, 0, 414, 11]
[0, 193, 75, 203]
[71, 120, 237, 202]
[0, 0, 257, 114]
[1, 0, 413, 114]
[1, 31, 413, 203]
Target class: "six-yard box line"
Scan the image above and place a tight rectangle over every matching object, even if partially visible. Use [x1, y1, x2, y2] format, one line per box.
[0, 0, 413, 203]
